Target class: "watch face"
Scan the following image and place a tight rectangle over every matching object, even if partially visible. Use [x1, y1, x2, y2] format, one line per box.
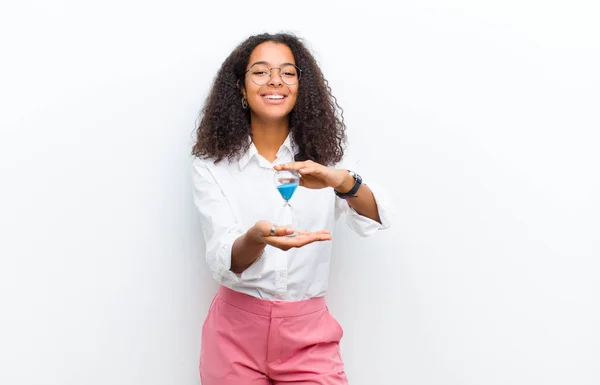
[348, 170, 361, 182]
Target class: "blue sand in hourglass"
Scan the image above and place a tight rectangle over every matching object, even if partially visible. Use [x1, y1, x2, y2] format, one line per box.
[277, 182, 299, 201]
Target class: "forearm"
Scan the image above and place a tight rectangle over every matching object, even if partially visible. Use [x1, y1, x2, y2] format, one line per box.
[335, 171, 382, 224]
[230, 225, 266, 274]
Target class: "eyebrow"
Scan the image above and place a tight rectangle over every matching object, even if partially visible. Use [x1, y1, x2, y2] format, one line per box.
[248, 61, 296, 68]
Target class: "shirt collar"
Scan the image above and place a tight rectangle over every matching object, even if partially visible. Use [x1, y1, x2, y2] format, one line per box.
[238, 140, 259, 171]
[278, 134, 295, 158]
[238, 134, 295, 171]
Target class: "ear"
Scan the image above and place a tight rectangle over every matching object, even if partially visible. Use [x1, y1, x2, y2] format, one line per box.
[236, 80, 246, 98]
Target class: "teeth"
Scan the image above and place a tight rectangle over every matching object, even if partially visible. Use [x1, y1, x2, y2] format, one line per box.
[264, 95, 284, 99]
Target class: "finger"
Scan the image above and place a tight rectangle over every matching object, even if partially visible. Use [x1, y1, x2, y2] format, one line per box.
[296, 230, 330, 236]
[317, 233, 333, 241]
[272, 226, 295, 237]
[271, 233, 332, 249]
[297, 166, 317, 176]
[257, 221, 294, 237]
[256, 220, 274, 236]
[313, 231, 332, 241]
[285, 235, 320, 247]
[274, 161, 308, 171]
[301, 232, 332, 242]
[295, 231, 332, 241]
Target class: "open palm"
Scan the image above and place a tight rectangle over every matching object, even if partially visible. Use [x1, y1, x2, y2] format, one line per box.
[255, 221, 332, 251]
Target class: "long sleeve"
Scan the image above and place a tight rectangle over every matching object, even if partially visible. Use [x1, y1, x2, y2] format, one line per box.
[191, 158, 257, 283]
[334, 156, 392, 237]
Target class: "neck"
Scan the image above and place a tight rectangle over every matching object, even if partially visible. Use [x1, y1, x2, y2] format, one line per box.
[250, 116, 290, 162]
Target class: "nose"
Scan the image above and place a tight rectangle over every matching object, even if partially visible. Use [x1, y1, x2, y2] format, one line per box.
[268, 68, 283, 86]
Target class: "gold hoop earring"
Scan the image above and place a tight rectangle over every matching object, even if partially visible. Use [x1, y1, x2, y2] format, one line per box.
[241, 97, 248, 109]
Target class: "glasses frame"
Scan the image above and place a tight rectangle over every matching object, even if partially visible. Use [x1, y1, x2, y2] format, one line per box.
[244, 63, 303, 86]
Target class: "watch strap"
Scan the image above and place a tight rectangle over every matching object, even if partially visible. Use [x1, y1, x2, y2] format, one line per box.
[334, 170, 362, 199]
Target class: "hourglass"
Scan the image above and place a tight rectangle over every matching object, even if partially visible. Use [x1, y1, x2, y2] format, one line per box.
[273, 169, 301, 237]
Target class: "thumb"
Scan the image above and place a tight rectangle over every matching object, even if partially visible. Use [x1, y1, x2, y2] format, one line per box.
[255, 220, 294, 237]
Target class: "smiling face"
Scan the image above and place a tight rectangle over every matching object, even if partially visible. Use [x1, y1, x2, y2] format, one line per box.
[241, 42, 299, 123]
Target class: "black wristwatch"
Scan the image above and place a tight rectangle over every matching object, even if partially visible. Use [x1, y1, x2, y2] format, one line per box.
[334, 170, 362, 199]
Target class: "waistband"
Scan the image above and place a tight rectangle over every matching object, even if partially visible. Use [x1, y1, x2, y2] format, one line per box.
[217, 285, 326, 318]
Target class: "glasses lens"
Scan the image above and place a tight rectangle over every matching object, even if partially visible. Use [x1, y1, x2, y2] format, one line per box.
[280, 65, 299, 85]
[248, 64, 301, 86]
[249, 64, 271, 85]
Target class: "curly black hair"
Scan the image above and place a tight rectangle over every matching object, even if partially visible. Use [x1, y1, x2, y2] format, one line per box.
[192, 33, 347, 166]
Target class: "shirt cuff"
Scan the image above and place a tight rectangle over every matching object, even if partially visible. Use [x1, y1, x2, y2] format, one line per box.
[209, 230, 264, 283]
[343, 180, 392, 237]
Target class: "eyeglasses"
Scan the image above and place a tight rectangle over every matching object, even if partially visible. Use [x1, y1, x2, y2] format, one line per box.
[245, 63, 303, 86]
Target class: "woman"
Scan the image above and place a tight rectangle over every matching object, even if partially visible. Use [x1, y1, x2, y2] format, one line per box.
[192, 32, 390, 385]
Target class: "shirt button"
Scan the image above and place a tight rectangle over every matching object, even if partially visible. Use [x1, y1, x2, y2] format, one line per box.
[279, 271, 286, 278]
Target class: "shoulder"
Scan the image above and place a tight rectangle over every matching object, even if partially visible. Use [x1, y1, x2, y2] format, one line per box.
[192, 156, 236, 185]
[192, 155, 234, 171]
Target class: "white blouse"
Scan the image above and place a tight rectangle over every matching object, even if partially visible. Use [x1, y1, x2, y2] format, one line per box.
[192, 135, 391, 300]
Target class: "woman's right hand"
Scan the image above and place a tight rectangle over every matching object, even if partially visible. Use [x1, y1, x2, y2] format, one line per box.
[252, 220, 332, 251]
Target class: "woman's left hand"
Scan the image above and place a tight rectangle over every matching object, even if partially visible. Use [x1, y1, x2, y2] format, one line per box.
[274, 161, 348, 190]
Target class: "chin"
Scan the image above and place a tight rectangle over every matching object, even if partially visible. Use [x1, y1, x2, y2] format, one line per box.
[264, 113, 290, 121]
[254, 107, 293, 121]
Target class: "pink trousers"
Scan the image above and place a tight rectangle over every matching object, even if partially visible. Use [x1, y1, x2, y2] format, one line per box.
[199, 285, 348, 384]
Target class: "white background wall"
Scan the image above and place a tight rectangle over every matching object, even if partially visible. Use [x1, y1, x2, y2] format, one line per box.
[1, 1, 598, 384]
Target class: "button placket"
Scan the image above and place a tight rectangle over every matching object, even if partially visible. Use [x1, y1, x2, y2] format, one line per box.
[274, 250, 288, 291]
